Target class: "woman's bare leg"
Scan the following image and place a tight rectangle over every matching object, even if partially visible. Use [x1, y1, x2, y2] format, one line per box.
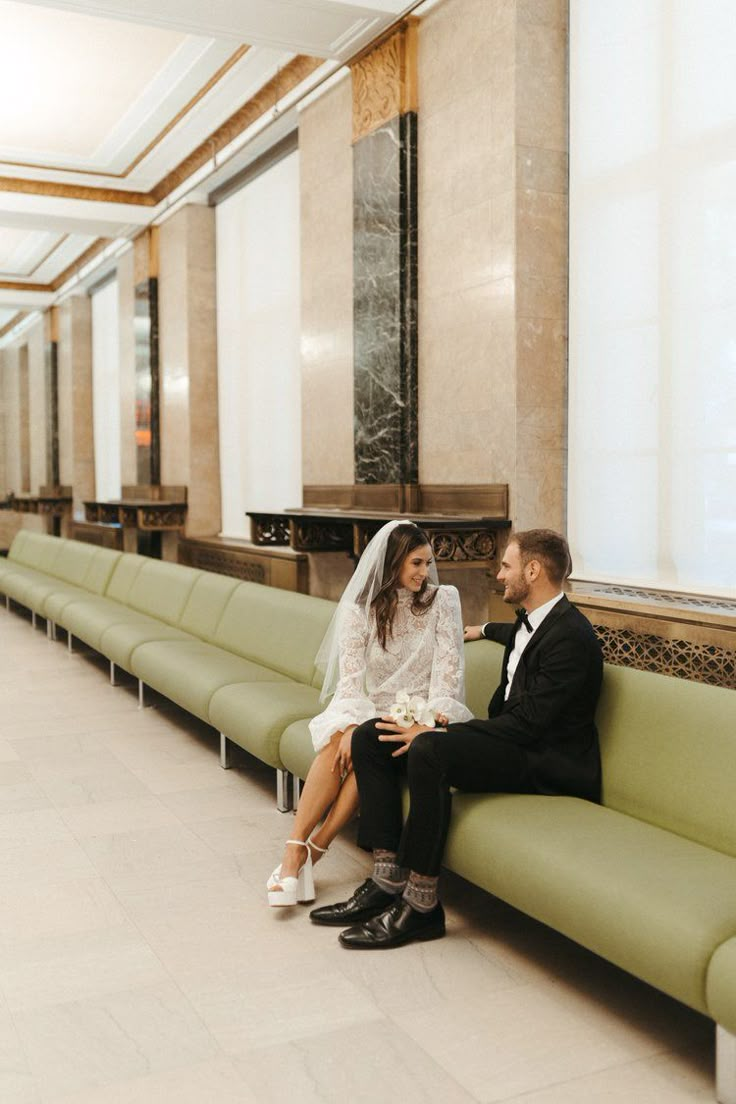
[309, 769, 359, 853]
[275, 733, 344, 883]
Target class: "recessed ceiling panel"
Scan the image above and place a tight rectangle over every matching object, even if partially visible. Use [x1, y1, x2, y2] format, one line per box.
[13, 0, 412, 60]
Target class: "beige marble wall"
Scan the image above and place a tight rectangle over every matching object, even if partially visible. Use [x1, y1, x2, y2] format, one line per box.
[514, 1, 568, 531]
[58, 294, 94, 517]
[1, 345, 21, 494]
[418, 0, 517, 489]
[158, 203, 220, 541]
[417, 0, 568, 532]
[27, 321, 47, 493]
[299, 73, 355, 488]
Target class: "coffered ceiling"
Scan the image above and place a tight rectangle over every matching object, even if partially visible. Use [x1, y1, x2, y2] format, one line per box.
[0, 0, 418, 337]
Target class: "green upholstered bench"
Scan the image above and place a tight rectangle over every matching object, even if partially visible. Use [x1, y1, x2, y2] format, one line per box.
[0, 532, 334, 811]
[2, 531, 734, 1101]
[278, 626, 736, 1103]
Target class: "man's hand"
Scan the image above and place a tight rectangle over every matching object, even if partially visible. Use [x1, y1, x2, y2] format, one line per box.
[332, 725, 356, 775]
[463, 624, 484, 641]
[376, 718, 443, 758]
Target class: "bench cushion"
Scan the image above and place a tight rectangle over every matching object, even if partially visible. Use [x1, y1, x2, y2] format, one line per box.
[209, 680, 323, 768]
[278, 718, 316, 781]
[58, 596, 163, 650]
[178, 573, 241, 639]
[445, 792, 736, 1015]
[213, 581, 335, 686]
[707, 938, 736, 1034]
[125, 560, 200, 626]
[598, 665, 736, 858]
[99, 620, 196, 670]
[131, 641, 291, 723]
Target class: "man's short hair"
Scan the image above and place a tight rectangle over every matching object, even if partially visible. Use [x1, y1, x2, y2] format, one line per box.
[512, 529, 572, 586]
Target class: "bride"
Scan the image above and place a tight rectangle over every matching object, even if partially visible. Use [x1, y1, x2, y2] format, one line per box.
[268, 519, 472, 906]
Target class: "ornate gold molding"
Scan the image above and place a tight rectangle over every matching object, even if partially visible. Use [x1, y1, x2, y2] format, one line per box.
[351, 20, 418, 143]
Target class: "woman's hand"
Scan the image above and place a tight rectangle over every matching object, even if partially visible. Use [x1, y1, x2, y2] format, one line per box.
[435, 712, 449, 726]
[376, 718, 435, 758]
[332, 726, 356, 775]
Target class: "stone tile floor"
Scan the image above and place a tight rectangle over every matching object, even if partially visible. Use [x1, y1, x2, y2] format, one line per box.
[0, 606, 716, 1102]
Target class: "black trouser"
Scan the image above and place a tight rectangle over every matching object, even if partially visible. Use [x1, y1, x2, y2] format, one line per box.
[352, 717, 535, 876]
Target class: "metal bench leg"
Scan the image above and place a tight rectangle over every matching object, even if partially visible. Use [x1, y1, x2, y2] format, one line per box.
[31, 610, 36, 630]
[50, 621, 57, 641]
[717, 1025, 736, 1104]
[293, 776, 302, 811]
[276, 769, 292, 813]
[110, 661, 117, 687]
[220, 733, 231, 769]
[138, 679, 145, 709]
[4, 594, 8, 610]
[67, 632, 73, 654]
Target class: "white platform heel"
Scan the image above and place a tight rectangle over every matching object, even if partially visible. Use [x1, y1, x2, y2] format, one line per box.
[267, 838, 329, 906]
[267, 840, 314, 907]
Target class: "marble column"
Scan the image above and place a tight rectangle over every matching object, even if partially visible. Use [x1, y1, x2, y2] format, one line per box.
[351, 21, 419, 508]
[44, 308, 59, 490]
[133, 229, 160, 487]
[158, 203, 220, 551]
[58, 293, 94, 519]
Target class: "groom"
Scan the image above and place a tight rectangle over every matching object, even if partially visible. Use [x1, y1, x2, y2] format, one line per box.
[310, 528, 603, 948]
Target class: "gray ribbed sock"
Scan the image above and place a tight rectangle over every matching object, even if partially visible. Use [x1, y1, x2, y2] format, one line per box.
[371, 849, 407, 894]
[403, 872, 439, 913]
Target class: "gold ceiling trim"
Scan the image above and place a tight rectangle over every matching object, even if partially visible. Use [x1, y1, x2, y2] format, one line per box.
[50, 238, 111, 290]
[0, 53, 321, 210]
[0, 238, 111, 295]
[0, 234, 68, 282]
[0, 311, 25, 339]
[122, 45, 250, 177]
[149, 53, 322, 203]
[0, 175, 154, 206]
[0, 47, 250, 181]
[0, 280, 49, 292]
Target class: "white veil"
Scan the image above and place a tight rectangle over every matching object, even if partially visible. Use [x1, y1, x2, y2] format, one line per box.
[315, 519, 439, 703]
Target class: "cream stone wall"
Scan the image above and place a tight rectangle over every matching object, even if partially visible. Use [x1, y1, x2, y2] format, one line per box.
[26, 321, 47, 493]
[418, 0, 517, 490]
[1, 345, 21, 494]
[299, 73, 355, 489]
[418, 0, 568, 532]
[58, 294, 94, 518]
[514, 1, 568, 531]
[159, 203, 220, 539]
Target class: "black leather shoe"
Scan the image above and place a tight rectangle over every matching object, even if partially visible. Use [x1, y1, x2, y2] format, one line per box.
[338, 899, 445, 949]
[309, 879, 397, 926]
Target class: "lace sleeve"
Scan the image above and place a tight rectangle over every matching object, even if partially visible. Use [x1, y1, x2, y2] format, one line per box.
[308, 603, 377, 751]
[427, 586, 474, 723]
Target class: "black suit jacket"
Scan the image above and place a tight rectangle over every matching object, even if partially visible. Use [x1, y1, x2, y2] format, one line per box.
[481, 596, 603, 801]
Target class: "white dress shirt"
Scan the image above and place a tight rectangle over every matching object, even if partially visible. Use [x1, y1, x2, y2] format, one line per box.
[482, 592, 565, 700]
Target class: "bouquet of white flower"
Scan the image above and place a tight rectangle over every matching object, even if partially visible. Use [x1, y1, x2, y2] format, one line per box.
[388, 691, 436, 729]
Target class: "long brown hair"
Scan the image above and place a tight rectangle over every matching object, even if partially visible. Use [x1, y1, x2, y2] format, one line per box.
[369, 524, 438, 649]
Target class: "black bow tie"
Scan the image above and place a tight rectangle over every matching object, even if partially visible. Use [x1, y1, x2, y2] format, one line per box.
[515, 607, 532, 632]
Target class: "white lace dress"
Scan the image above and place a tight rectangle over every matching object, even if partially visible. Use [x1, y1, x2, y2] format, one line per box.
[309, 584, 473, 752]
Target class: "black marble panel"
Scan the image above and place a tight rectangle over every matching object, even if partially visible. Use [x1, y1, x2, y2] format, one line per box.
[353, 111, 418, 485]
[134, 277, 161, 485]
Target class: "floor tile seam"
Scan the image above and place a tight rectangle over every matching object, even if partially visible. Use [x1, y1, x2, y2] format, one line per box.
[79, 853, 233, 1064]
[489, 1037, 714, 1103]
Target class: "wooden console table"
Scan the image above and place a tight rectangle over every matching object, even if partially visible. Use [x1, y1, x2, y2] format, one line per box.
[83, 488, 187, 556]
[247, 508, 511, 569]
